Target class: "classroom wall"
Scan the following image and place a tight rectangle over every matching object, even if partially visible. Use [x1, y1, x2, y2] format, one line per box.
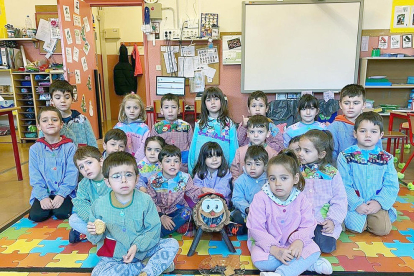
[4, 0, 57, 27]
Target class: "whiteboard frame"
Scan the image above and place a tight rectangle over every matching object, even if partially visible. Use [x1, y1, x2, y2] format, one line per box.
[241, 0, 364, 93]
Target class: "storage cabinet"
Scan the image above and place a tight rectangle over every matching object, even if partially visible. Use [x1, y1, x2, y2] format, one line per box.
[359, 57, 414, 108]
[12, 71, 64, 142]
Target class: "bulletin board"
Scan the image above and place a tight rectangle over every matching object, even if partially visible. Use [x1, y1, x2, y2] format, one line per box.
[35, 8, 62, 55]
[160, 44, 220, 85]
[242, 0, 363, 93]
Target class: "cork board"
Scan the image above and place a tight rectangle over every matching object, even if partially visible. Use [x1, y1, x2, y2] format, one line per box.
[35, 11, 62, 55]
[160, 43, 220, 85]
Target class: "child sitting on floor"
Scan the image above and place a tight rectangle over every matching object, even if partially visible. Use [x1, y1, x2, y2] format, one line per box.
[247, 150, 332, 276]
[338, 112, 399, 236]
[87, 151, 179, 276]
[69, 146, 111, 243]
[147, 145, 214, 237]
[28, 106, 78, 222]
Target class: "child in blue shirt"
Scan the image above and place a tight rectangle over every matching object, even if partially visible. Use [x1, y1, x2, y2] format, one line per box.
[283, 94, 326, 147]
[102, 129, 127, 159]
[87, 151, 178, 276]
[69, 146, 111, 243]
[39, 80, 97, 147]
[188, 87, 239, 174]
[28, 106, 78, 222]
[230, 145, 269, 235]
[338, 112, 399, 236]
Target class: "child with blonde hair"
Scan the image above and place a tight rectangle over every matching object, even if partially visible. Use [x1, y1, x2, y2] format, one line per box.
[114, 93, 149, 163]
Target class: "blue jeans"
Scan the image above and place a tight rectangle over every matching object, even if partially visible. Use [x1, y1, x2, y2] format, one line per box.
[254, 252, 320, 276]
[161, 207, 191, 237]
[92, 238, 179, 276]
[69, 213, 88, 235]
[313, 224, 337, 253]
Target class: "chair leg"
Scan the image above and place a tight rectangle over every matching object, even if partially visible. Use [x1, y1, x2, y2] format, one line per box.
[401, 152, 414, 174]
[400, 139, 405, 163]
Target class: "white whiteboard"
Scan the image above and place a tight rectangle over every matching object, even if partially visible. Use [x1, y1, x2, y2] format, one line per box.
[242, 1, 363, 93]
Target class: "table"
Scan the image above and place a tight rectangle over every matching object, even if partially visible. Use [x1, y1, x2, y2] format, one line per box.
[0, 107, 22, 180]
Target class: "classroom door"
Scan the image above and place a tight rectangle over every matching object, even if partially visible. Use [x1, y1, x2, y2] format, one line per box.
[57, 0, 99, 138]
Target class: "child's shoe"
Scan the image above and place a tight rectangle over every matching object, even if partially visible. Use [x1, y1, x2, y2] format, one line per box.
[69, 229, 86, 243]
[164, 262, 175, 273]
[308, 257, 333, 275]
[260, 272, 281, 276]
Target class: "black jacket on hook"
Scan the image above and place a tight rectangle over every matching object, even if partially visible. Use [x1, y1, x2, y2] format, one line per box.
[114, 44, 137, 95]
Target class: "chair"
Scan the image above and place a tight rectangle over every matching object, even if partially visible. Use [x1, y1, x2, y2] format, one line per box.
[153, 99, 184, 122]
[384, 111, 408, 163]
[400, 113, 414, 173]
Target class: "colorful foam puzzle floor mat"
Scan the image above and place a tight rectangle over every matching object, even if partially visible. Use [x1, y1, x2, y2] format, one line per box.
[1, 184, 414, 275]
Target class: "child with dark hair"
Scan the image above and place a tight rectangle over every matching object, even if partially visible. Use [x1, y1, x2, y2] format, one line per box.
[39, 80, 97, 147]
[87, 151, 179, 276]
[102, 129, 127, 159]
[288, 135, 301, 158]
[338, 112, 399, 236]
[69, 146, 111, 243]
[29, 106, 78, 222]
[283, 94, 326, 147]
[188, 87, 238, 173]
[230, 145, 269, 235]
[299, 130, 347, 253]
[147, 145, 215, 237]
[136, 136, 166, 192]
[192, 142, 232, 204]
[237, 91, 284, 152]
[247, 150, 332, 276]
[150, 93, 193, 172]
[231, 115, 278, 179]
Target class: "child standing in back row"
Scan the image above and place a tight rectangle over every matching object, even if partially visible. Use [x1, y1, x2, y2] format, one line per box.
[283, 94, 326, 147]
[114, 94, 149, 163]
[237, 91, 284, 153]
[188, 87, 238, 174]
[150, 93, 193, 172]
[299, 130, 347, 253]
[247, 150, 332, 276]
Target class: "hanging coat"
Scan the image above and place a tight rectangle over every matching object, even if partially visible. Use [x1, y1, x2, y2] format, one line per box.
[113, 44, 137, 96]
[131, 44, 143, 76]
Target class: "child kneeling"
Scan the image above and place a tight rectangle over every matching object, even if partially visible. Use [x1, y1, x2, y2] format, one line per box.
[247, 150, 332, 276]
[87, 152, 179, 276]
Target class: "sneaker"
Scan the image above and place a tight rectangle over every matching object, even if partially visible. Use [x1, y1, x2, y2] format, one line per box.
[260, 272, 281, 276]
[69, 229, 86, 244]
[308, 257, 333, 275]
[164, 262, 175, 273]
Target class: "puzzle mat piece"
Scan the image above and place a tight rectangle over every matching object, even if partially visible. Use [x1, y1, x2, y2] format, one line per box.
[393, 219, 414, 231]
[384, 241, 414, 257]
[0, 227, 30, 240]
[180, 239, 211, 256]
[30, 237, 69, 256]
[396, 197, 408, 203]
[0, 251, 30, 267]
[381, 229, 411, 243]
[0, 238, 16, 254]
[19, 227, 56, 240]
[12, 218, 37, 230]
[393, 201, 414, 212]
[56, 222, 71, 230]
[236, 240, 250, 256]
[400, 257, 414, 270]
[240, 255, 255, 270]
[401, 210, 414, 221]
[330, 240, 365, 258]
[355, 242, 395, 257]
[338, 231, 355, 243]
[367, 254, 414, 272]
[348, 231, 383, 243]
[175, 251, 208, 270]
[396, 212, 410, 222]
[1, 239, 43, 254]
[32, 217, 65, 229]
[336, 255, 376, 272]
[44, 228, 71, 240]
[60, 239, 95, 254]
[399, 194, 414, 203]
[46, 251, 88, 268]
[14, 252, 58, 268]
[77, 252, 99, 268]
[208, 240, 241, 257]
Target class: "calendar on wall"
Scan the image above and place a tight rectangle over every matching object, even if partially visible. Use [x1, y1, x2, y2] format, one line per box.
[200, 13, 218, 38]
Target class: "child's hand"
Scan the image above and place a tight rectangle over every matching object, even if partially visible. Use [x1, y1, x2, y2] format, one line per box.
[288, 240, 304, 258]
[161, 215, 175, 231]
[123, 244, 137, 264]
[201, 187, 215, 193]
[51, 195, 64, 209]
[356, 203, 369, 215]
[366, 200, 381, 214]
[139, 186, 148, 193]
[270, 246, 294, 265]
[242, 115, 249, 127]
[87, 222, 97, 235]
[40, 197, 53, 210]
[321, 219, 335, 234]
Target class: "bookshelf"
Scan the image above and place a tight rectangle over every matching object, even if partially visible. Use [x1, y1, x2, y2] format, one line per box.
[11, 71, 64, 142]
